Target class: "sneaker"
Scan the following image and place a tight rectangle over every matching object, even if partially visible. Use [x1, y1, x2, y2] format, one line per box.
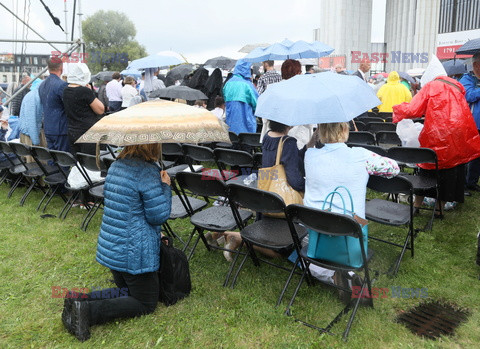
[71, 301, 91, 342]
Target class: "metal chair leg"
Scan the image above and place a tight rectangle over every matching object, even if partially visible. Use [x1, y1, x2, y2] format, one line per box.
[82, 200, 103, 231]
[7, 175, 23, 198]
[277, 257, 301, 306]
[284, 269, 307, 316]
[223, 240, 244, 287]
[20, 179, 37, 206]
[37, 187, 51, 211]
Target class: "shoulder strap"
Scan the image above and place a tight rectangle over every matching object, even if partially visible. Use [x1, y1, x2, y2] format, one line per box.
[437, 78, 462, 93]
[275, 136, 288, 165]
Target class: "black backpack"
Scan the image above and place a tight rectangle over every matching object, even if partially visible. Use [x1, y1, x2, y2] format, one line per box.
[158, 236, 191, 306]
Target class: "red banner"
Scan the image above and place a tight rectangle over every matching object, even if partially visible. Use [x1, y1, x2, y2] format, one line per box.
[436, 45, 472, 59]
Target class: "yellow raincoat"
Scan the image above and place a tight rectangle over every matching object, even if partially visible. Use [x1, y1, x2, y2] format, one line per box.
[376, 71, 412, 113]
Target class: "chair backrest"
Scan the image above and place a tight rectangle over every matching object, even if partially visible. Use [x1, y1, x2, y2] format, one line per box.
[176, 171, 227, 198]
[30, 146, 54, 162]
[103, 157, 116, 170]
[350, 120, 366, 131]
[376, 131, 402, 147]
[367, 175, 413, 195]
[227, 183, 286, 215]
[347, 131, 376, 145]
[387, 147, 437, 167]
[286, 204, 363, 239]
[366, 122, 396, 133]
[182, 144, 215, 163]
[367, 111, 379, 118]
[76, 152, 106, 172]
[163, 143, 183, 156]
[229, 131, 239, 144]
[348, 143, 388, 157]
[213, 148, 254, 167]
[253, 152, 263, 169]
[238, 133, 261, 147]
[357, 117, 384, 124]
[8, 142, 31, 157]
[378, 112, 393, 120]
[49, 149, 90, 183]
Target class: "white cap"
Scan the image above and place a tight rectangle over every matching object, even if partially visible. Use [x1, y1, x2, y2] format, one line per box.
[67, 63, 91, 86]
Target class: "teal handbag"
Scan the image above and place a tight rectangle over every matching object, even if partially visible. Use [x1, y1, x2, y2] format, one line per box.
[306, 186, 368, 268]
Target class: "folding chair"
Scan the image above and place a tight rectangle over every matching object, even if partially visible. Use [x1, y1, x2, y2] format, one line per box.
[214, 132, 238, 149]
[225, 183, 307, 304]
[376, 131, 402, 148]
[387, 147, 439, 231]
[365, 175, 414, 276]
[378, 112, 393, 121]
[365, 122, 396, 133]
[213, 148, 255, 183]
[30, 146, 69, 212]
[76, 153, 107, 231]
[284, 204, 373, 341]
[347, 144, 388, 157]
[0, 143, 22, 187]
[347, 131, 376, 145]
[7, 142, 52, 205]
[175, 172, 253, 262]
[182, 144, 236, 181]
[356, 117, 384, 124]
[162, 143, 184, 167]
[238, 132, 262, 153]
[350, 120, 366, 131]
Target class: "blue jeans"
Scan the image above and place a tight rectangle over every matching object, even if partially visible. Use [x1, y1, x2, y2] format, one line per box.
[108, 101, 122, 113]
[45, 134, 71, 153]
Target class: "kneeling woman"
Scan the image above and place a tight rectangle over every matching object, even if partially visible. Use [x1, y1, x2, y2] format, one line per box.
[62, 143, 172, 341]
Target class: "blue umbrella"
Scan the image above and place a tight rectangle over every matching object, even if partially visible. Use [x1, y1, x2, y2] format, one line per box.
[441, 59, 468, 76]
[398, 71, 416, 84]
[243, 39, 334, 62]
[120, 68, 142, 78]
[255, 72, 381, 125]
[455, 38, 480, 55]
[128, 53, 183, 70]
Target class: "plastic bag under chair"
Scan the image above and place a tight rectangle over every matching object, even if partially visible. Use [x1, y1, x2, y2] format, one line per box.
[396, 119, 423, 147]
[67, 164, 103, 189]
[306, 186, 368, 268]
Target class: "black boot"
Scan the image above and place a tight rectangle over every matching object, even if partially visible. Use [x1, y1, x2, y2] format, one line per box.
[62, 291, 89, 335]
[71, 300, 91, 342]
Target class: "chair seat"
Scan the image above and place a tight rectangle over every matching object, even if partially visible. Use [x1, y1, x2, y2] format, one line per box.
[399, 173, 436, 191]
[170, 195, 207, 219]
[300, 245, 374, 272]
[161, 160, 175, 169]
[201, 168, 237, 181]
[241, 217, 307, 250]
[226, 174, 252, 185]
[215, 142, 233, 149]
[89, 184, 104, 199]
[190, 206, 252, 231]
[365, 199, 411, 226]
[24, 164, 58, 177]
[0, 157, 21, 169]
[44, 172, 67, 185]
[9, 162, 37, 175]
[166, 164, 189, 178]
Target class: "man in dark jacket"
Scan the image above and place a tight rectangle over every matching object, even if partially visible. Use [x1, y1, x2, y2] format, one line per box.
[352, 61, 371, 82]
[38, 58, 69, 152]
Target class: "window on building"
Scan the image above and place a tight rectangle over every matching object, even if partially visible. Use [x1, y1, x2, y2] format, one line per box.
[16, 56, 21, 63]
[439, 0, 480, 33]
[33, 57, 38, 65]
[2, 75, 7, 83]
[42, 58, 47, 65]
[25, 57, 30, 64]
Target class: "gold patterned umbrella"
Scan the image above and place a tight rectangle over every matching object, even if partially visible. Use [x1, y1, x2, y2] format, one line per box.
[76, 100, 230, 146]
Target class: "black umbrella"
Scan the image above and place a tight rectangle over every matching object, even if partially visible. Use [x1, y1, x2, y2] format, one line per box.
[165, 64, 194, 86]
[455, 38, 480, 55]
[398, 71, 415, 84]
[149, 85, 208, 101]
[92, 71, 115, 82]
[204, 56, 237, 70]
[442, 59, 468, 76]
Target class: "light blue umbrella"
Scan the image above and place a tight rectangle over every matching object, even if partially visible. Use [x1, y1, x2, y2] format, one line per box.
[120, 68, 142, 78]
[127, 53, 183, 70]
[255, 72, 381, 125]
[243, 39, 334, 62]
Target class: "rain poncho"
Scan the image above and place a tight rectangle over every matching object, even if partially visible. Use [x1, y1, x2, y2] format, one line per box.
[393, 76, 480, 169]
[376, 71, 412, 112]
[222, 60, 258, 134]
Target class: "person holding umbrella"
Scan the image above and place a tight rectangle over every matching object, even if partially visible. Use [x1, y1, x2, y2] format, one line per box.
[222, 60, 258, 134]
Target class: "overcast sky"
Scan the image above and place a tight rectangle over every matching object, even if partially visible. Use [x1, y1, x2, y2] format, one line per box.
[0, 0, 386, 64]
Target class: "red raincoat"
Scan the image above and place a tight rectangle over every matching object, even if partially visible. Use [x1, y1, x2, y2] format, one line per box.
[393, 76, 480, 170]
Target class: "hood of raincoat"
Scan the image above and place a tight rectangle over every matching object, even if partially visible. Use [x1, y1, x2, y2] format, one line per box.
[67, 63, 91, 86]
[233, 60, 252, 79]
[387, 71, 400, 84]
[393, 76, 480, 169]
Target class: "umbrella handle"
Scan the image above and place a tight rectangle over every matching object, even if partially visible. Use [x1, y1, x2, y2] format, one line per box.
[352, 119, 358, 132]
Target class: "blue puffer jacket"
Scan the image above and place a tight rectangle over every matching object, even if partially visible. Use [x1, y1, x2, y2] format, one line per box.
[460, 73, 480, 129]
[96, 158, 172, 274]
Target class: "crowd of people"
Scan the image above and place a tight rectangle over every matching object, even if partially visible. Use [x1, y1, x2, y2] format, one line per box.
[1, 50, 480, 342]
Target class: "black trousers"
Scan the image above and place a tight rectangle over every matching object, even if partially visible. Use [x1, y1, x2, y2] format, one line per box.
[85, 270, 159, 325]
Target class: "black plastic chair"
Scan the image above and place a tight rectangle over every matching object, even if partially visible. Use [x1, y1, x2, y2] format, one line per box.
[162, 143, 184, 167]
[284, 204, 373, 341]
[376, 131, 402, 148]
[213, 148, 255, 183]
[347, 131, 376, 145]
[175, 172, 253, 262]
[365, 175, 414, 276]
[387, 147, 439, 231]
[378, 112, 393, 121]
[238, 132, 262, 153]
[225, 183, 307, 304]
[0, 141, 23, 189]
[356, 116, 384, 124]
[350, 120, 366, 131]
[30, 146, 68, 212]
[365, 122, 396, 133]
[182, 144, 236, 181]
[347, 144, 388, 157]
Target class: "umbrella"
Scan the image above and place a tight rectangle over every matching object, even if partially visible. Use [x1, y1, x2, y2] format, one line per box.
[238, 43, 270, 53]
[204, 56, 237, 70]
[92, 71, 115, 82]
[372, 73, 388, 79]
[406, 68, 425, 77]
[441, 59, 468, 76]
[149, 85, 208, 101]
[398, 71, 416, 84]
[254, 72, 381, 126]
[120, 68, 142, 79]
[455, 38, 480, 55]
[165, 64, 194, 86]
[76, 99, 229, 146]
[243, 39, 334, 63]
[128, 51, 184, 70]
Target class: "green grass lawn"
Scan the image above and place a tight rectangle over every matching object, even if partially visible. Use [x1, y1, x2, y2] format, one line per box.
[1, 183, 480, 348]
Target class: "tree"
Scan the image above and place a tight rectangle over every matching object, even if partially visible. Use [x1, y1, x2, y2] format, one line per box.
[82, 10, 147, 73]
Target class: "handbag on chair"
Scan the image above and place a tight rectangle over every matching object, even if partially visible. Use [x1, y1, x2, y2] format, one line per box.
[307, 186, 368, 268]
[257, 136, 303, 218]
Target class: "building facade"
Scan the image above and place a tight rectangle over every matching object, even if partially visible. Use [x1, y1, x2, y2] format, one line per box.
[0, 53, 50, 84]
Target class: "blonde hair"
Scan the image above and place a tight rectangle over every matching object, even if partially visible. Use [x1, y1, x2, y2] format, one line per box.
[117, 143, 162, 162]
[318, 122, 350, 143]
